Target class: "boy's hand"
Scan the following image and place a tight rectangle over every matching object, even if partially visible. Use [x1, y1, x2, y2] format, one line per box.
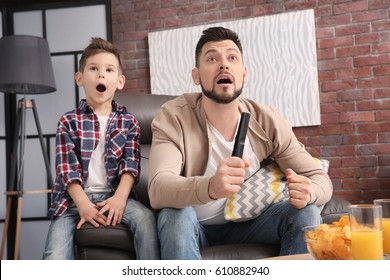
[96, 194, 127, 226]
[67, 182, 107, 229]
[76, 200, 107, 229]
[285, 168, 312, 209]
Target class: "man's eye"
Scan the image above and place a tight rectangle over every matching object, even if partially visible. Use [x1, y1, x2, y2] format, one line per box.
[207, 57, 217, 62]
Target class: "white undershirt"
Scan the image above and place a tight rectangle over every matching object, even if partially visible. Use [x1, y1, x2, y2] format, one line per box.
[84, 115, 111, 194]
[192, 119, 260, 225]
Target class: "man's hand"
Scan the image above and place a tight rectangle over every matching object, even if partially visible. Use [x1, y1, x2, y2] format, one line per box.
[208, 157, 249, 199]
[285, 168, 312, 208]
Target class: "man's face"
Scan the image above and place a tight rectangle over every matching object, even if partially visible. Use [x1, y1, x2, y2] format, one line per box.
[192, 40, 247, 104]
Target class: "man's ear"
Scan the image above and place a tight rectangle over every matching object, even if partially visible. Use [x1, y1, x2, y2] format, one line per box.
[243, 65, 248, 83]
[117, 74, 125, 90]
[75, 72, 83, 86]
[192, 67, 200, 85]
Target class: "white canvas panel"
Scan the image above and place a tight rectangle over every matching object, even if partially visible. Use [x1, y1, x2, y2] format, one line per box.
[149, 10, 320, 127]
[46, 5, 107, 53]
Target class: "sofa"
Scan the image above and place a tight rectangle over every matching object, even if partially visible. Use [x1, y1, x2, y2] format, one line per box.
[74, 92, 351, 260]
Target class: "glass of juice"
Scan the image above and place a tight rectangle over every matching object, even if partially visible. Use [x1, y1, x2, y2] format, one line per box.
[348, 204, 383, 260]
[374, 199, 390, 259]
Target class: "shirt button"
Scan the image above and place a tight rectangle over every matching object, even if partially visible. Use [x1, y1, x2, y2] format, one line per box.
[95, 122, 99, 127]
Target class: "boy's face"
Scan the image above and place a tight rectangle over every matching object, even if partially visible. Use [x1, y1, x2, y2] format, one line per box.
[75, 52, 125, 112]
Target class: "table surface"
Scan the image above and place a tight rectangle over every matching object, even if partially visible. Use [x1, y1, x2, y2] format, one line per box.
[263, 253, 314, 260]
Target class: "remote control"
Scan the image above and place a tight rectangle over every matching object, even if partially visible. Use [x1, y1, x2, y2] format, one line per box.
[232, 112, 250, 158]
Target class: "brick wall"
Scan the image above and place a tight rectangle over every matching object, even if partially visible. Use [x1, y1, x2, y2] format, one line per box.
[111, 0, 390, 203]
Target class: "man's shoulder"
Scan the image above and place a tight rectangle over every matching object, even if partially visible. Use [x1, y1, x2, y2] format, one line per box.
[240, 97, 280, 116]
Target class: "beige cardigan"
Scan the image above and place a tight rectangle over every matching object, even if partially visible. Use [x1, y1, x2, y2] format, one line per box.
[148, 93, 333, 209]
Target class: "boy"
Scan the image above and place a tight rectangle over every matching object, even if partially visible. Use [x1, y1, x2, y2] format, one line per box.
[43, 37, 159, 259]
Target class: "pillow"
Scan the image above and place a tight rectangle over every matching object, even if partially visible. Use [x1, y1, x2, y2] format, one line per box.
[224, 158, 329, 222]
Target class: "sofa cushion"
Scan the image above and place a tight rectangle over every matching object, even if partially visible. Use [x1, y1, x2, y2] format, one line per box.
[321, 196, 351, 224]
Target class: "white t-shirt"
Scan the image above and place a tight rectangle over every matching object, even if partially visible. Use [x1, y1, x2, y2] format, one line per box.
[84, 115, 111, 194]
[192, 118, 260, 225]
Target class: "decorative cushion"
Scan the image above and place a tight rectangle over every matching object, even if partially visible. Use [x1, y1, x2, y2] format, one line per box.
[224, 158, 329, 222]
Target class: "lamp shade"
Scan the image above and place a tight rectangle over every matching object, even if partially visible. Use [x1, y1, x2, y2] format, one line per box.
[0, 35, 56, 94]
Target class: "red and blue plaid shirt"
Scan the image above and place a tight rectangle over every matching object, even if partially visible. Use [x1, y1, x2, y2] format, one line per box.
[48, 99, 140, 218]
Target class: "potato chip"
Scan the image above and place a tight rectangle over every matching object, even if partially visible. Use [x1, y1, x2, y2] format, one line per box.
[303, 215, 352, 260]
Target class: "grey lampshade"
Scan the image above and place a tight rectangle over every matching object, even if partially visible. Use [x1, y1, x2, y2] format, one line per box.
[0, 35, 56, 94]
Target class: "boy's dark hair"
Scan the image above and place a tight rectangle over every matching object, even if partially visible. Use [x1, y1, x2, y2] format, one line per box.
[195, 27, 243, 67]
[78, 37, 122, 73]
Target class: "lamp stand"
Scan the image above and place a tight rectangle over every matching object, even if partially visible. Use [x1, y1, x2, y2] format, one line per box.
[1, 98, 54, 260]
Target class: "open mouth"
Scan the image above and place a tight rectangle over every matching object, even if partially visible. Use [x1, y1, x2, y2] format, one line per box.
[216, 75, 233, 85]
[96, 84, 106, 92]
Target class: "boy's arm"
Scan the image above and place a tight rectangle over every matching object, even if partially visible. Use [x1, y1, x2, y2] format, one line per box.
[67, 181, 107, 229]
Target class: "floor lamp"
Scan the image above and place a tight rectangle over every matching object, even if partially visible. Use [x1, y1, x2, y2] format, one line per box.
[0, 35, 56, 259]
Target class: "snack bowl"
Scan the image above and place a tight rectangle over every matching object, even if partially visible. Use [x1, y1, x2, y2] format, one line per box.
[302, 217, 352, 260]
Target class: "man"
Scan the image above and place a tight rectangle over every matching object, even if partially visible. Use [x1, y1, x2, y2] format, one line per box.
[148, 27, 333, 259]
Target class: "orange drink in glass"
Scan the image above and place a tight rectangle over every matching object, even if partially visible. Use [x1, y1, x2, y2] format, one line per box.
[374, 199, 390, 256]
[350, 229, 383, 260]
[348, 204, 384, 260]
[382, 218, 390, 254]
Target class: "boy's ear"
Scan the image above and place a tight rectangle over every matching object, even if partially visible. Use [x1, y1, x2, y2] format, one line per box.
[117, 74, 125, 90]
[75, 72, 83, 86]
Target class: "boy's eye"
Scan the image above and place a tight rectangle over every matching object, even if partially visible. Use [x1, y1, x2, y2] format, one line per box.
[90, 66, 98, 71]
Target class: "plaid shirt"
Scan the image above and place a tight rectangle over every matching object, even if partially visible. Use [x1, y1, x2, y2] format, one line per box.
[48, 99, 140, 218]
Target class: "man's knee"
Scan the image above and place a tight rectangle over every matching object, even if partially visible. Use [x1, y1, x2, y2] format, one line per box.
[158, 207, 198, 229]
[296, 204, 322, 225]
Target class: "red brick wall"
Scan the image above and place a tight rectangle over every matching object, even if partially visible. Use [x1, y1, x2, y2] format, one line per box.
[111, 0, 390, 203]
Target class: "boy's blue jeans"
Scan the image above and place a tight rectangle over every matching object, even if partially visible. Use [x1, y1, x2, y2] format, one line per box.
[157, 200, 322, 259]
[43, 193, 160, 260]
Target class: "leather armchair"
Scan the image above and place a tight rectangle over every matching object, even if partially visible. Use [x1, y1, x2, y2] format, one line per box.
[74, 93, 351, 260]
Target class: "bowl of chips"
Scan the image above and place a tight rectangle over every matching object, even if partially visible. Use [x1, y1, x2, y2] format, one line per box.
[302, 215, 352, 260]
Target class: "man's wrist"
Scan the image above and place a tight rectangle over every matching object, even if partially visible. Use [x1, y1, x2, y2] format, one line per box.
[208, 177, 217, 200]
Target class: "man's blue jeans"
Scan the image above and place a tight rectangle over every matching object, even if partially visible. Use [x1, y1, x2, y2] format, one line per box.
[157, 200, 322, 259]
[43, 193, 160, 259]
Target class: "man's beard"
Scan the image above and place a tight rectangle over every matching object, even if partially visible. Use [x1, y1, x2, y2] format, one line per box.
[200, 83, 244, 104]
